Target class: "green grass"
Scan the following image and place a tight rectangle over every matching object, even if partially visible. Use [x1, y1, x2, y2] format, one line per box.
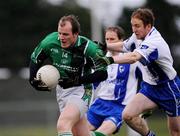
[113, 115, 169, 136]
[0, 125, 56, 136]
[0, 116, 169, 136]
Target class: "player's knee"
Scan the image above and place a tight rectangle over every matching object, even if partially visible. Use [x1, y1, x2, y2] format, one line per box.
[122, 110, 133, 122]
[57, 122, 65, 131]
[57, 119, 71, 132]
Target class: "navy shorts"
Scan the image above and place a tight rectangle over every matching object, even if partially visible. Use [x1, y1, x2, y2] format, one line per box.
[87, 98, 125, 133]
[140, 76, 180, 117]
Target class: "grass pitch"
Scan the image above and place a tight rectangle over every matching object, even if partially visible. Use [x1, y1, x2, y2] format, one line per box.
[0, 116, 168, 136]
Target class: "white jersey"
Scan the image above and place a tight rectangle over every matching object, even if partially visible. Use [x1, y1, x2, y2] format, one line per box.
[95, 52, 141, 105]
[123, 27, 177, 85]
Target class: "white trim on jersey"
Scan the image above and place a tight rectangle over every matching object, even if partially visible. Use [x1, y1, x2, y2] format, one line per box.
[124, 27, 177, 85]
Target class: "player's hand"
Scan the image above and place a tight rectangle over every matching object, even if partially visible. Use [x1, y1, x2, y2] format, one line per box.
[30, 78, 51, 91]
[58, 76, 81, 89]
[141, 110, 153, 119]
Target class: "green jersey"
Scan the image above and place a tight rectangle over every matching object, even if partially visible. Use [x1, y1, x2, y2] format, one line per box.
[31, 32, 107, 80]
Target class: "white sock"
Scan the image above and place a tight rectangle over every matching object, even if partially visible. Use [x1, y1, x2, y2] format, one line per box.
[58, 131, 73, 136]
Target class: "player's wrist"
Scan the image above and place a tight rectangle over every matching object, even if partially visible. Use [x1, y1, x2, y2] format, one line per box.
[58, 76, 81, 89]
[107, 57, 114, 64]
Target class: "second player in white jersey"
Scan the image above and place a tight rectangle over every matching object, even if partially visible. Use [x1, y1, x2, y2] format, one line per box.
[87, 26, 142, 136]
[87, 52, 142, 135]
[95, 52, 141, 105]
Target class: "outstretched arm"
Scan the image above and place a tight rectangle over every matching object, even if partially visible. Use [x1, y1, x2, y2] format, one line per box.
[113, 51, 142, 64]
[106, 41, 124, 52]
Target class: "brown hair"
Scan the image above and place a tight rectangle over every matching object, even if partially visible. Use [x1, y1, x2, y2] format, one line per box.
[105, 26, 125, 40]
[58, 15, 81, 34]
[131, 8, 155, 27]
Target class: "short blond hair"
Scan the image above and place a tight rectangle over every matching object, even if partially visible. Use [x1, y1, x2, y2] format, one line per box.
[131, 8, 155, 27]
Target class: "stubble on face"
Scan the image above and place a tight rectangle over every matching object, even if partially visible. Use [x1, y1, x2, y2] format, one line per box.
[131, 18, 150, 40]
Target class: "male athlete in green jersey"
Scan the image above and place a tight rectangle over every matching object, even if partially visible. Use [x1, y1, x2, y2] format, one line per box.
[29, 15, 113, 136]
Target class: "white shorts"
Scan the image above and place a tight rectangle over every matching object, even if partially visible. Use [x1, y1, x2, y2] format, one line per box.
[56, 85, 88, 117]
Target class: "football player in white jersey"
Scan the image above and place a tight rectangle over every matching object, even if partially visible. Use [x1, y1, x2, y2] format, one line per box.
[102, 8, 180, 136]
[87, 26, 143, 136]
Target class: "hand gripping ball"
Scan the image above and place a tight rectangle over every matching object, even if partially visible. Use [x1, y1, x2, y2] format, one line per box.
[36, 65, 60, 89]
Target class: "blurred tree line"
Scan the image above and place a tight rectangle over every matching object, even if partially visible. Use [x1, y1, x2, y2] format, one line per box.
[0, 0, 180, 72]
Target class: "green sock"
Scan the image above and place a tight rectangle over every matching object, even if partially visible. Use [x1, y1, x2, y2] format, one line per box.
[91, 131, 107, 136]
[58, 131, 73, 136]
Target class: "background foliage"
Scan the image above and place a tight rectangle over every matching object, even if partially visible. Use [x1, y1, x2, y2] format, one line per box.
[0, 0, 180, 71]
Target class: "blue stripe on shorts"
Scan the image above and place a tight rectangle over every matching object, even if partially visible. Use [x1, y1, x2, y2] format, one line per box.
[140, 76, 180, 117]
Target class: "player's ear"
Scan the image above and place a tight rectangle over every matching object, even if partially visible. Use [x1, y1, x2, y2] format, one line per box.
[73, 32, 79, 38]
[145, 24, 152, 31]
